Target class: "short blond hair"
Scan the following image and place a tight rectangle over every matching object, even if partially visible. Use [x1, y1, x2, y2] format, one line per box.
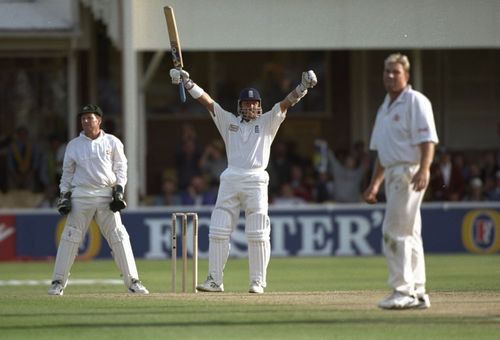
[384, 53, 410, 72]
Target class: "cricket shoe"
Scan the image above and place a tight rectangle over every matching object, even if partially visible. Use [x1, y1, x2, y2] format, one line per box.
[378, 291, 419, 310]
[413, 294, 431, 309]
[196, 275, 224, 292]
[48, 280, 65, 296]
[248, 281, 265, 294]
[128, 279, 149, 294]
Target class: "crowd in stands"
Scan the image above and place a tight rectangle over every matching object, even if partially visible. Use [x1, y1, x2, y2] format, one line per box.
[0, 126, 66, 208]
[152, 124, 500, 207]
[1, 124, 499, 208]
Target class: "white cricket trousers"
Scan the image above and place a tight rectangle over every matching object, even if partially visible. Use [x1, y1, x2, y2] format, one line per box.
[382, 163, 427, 297]
[208, 167, 270, 286]
[51, 197, 139, 288]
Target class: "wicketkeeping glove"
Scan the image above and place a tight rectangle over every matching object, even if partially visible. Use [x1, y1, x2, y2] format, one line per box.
[56, 192, 72, 215]
[110, 185, 127, 212]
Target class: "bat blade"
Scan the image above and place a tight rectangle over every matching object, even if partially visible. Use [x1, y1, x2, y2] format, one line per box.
[164, 6, 186, 103]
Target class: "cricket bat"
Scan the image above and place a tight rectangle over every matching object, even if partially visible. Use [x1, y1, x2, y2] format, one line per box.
[164, 6, 186, 103]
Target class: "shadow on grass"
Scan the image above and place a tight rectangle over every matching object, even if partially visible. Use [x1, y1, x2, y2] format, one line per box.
[1, 316, 496, 331]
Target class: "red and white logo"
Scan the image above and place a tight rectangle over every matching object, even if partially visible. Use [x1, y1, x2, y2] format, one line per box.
[0, 215, 16, 261]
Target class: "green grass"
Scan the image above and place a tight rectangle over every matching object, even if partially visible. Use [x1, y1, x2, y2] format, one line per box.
[1, 255, 499, 339]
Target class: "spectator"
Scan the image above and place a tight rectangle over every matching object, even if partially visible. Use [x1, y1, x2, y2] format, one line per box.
[352, 139, 373, 189]
[40, 133, 66, 194]
[487, 170, 500, 201]
[429, 148, 465, 201]
[481, 151, 499, 183]
[0, 133, 12, 193]
[462, 177, 488, 201]
[37, 183, 59, 208]
[199, 139, 227, 189]
[289, 164, 313, 202]
[328, 150, 367, 203]
[174, 123, 203, 190]
[452, 153, 469, 184]
[6, 126, 41, 192]
[175, 137, 202, 191]
[272, 182, 306, 206]
[179, 175, 216, 206]
[153, 176, 181, 206]
[312, 171, 334, 203]
[466, 162, 482, 186]
[268, 140, 293, 198]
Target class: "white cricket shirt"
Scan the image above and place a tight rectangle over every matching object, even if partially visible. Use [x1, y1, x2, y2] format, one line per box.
[211, 102, 286, 171]
[369, 86, 439, 168]
[60, 130, 127, 197]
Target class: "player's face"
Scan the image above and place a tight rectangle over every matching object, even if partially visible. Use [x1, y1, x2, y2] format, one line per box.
[240, 100, 261, 120]
[81, 113, 102, 138]
[383, 62, 409, 95]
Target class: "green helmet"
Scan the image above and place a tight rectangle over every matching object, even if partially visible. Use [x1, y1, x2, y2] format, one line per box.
[79, 104, 103, 118]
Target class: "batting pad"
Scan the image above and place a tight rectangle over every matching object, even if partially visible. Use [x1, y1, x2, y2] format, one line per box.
[207, 237, 230, 285]
[209, 208, 233, 238]
[51, 226, 82, 286]
[109, 227, 139, 287]
[246, 213, 270, 286]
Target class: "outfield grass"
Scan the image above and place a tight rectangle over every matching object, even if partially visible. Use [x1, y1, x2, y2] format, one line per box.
[0, 255, 499, 339]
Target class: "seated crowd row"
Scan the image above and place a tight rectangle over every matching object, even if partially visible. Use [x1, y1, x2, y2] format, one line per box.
[1, 125, 499, 208]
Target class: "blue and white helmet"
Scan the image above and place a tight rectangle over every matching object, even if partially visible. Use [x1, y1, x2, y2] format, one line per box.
[237, 87, 262, 120]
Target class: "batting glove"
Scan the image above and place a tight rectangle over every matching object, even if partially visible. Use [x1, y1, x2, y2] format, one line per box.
[110, 185, 127, 212]
[300, 70, 317, 90]
[56, 192, 72, 215]
[169, 68, 190, 85]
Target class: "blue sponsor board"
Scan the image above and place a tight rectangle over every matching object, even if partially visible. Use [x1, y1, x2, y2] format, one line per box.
[6, 202, 500, 260]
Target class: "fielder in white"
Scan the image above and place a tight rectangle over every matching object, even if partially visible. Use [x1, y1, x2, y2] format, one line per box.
[363, 53, 438, 309]
[170, 68, 317, 293]
[48, 104, 149, 295]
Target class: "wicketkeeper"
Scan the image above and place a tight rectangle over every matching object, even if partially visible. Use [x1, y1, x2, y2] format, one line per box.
[48, 104, 149, 295]
[170, 68, 317, 293]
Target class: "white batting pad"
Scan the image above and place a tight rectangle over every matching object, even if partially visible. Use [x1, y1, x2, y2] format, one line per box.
[209, 208, 233, 237]
[207, 237, 230, 285]
[246, 213, 271, 287]
[51, 226, 82, 286]
[206, 208, 233, 285]
[109, 227, 139, 287]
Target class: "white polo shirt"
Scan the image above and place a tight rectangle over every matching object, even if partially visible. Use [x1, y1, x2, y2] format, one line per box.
[60, 130, 127, 197]
[211, 102, 286, 171]
[369, 86, 439, 168]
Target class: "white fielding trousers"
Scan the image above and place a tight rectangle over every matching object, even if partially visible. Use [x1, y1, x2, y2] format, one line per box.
[382, 164, 427, 297]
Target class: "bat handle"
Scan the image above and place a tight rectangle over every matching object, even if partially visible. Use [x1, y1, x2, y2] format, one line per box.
[179, 83, 186, 103]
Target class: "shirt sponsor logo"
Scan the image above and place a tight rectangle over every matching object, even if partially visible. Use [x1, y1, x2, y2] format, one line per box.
[255, 125, 260, 133]
[229, 124, 239, 132]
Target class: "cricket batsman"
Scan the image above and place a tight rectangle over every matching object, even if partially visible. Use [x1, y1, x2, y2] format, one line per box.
[170, 68, 317, 293]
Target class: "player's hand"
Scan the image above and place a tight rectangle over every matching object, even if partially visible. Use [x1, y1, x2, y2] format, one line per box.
[110, 185, 127, 212]
[169, 68, 190, 85]
[301, 70, 317, 89]
[363, 186, 378, 204]
[56, 192, 72, 215]
[411, 168, 430, 191]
